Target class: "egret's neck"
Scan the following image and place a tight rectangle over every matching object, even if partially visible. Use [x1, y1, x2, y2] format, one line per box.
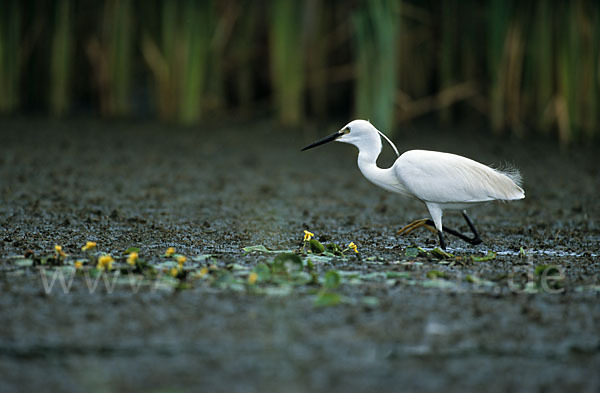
[357, 149, 399, 193]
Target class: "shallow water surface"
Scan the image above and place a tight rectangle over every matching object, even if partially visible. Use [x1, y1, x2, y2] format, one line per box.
[0, 119, 598, 393]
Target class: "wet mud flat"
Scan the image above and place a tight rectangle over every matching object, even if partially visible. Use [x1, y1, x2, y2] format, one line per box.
[0, 118, 599, 393]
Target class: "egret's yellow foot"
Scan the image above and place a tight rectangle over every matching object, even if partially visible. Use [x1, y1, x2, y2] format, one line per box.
[397, 219, 438, 235]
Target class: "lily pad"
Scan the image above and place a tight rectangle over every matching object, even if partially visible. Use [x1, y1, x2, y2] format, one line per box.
[361, 272, 387, 281]
[242, 245, 292, 254]
[324, 270, 341, 289]
[14, 258, 33, 267]
[422, 279, 457, 289]
[314, 291, 342, 307]
[272, 253, 303, 274]
[253, 263, 271, 281]
[325, 243, 343, 255]
[226, 263, 248, 271]
[471, 251, 497, 262]
[405, 246, 428, 258]
[261, 285, 293, 296]
[426, 270, 447, 279]
[361, 296, 380, 307]
[192, 254, 215, 262]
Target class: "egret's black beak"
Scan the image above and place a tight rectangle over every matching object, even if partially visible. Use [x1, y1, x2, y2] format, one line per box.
[301, 131, 342, 151]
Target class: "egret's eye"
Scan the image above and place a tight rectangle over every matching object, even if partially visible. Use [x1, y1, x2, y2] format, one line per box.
[342, 127, 350, 134]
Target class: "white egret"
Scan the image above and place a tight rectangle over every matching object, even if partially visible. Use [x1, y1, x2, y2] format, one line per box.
[302, 120, 525, 250]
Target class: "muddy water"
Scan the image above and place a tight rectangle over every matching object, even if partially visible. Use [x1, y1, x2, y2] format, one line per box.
[0, 118, 598, 393]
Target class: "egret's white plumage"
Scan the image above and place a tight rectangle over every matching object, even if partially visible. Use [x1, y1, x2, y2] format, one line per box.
[302, 119, 525, 249]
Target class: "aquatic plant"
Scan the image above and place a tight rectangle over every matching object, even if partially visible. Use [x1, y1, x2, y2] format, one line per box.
[0, 0, 598, 142]
[49, 0, 73, 116]
[269, 0, 306, 125]
[353, 0, 399, 133]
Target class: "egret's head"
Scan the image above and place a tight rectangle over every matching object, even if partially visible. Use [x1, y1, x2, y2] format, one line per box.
[335, 119, 379, 147]
[302, 119, 397, 158]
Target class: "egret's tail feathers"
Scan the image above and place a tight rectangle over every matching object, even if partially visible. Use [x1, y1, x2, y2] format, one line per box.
[494, 164, 525, 200]
[498, 166, 523, 187]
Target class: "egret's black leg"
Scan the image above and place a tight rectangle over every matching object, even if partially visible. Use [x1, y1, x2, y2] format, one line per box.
[438, 231, 447, 250]
[461, 212, 482, 245]
[422, 216, 482, 246]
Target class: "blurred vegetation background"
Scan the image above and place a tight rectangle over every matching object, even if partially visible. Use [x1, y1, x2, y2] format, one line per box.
[0, 0, 598, 143]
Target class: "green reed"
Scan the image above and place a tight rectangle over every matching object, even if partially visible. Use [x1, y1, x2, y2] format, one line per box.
[177, 0, 212, 124]
[269, 0, 306, 125]
[230, 0, 259, 112]
[142, 0, 214, 124]
[86, 0, 134, 116]
[487, 0, 511, 133]
[0, 0, 21, 113]
[353, 0, 399, 134]
[49, 0, 73, 116]
[0, 0, 597, 142]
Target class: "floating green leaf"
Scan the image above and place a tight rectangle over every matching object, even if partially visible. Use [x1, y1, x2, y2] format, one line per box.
[314, 291, 342, 307]
[14, 259, 33, 267]
[243, 245, 293, 254]
[385, 271, 411, 279]
[253, 263, 271, 281]
[422, 279, 457, 289]
[124, 247, 140, 254]
[192, 254, 215, 262]
[325, 243, 343, 255]
[226, 263, 247, 271]
[426, 270, 447, 279]
[361, 272, 387, 281]
[361, 296, 380, 307]
[431, 248, 454, 259]
[405, 246, 428, 257]
[324, 270, 341, 289]
[288, 271, 313, 286]
[471, 250, 497, 262]
[305, 254, 336, 263]
[261, 286, 293, 296]
[272, 253, 303, 274]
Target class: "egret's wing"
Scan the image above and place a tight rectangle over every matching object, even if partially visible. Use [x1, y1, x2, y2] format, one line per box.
[394, 150, 525, 203]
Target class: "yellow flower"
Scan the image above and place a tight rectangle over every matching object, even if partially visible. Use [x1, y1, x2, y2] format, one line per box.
[82, 241, 97, 252]
[55, 245, 67, 257]
[127, 252, 139, 266]
[248, 272, 258, 285]
[176, 255, 187, 266]
[97, 254, 114, 270]
[170, 267, 179, 277]
[348, 242, 358, 253]
[165, 247, 176, 257]
[303, 230, 315, 242]
[199, 267, 209, 277]
[74, 261, 83, 269]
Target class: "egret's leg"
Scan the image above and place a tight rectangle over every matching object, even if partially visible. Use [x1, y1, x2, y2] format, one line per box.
[460, 211, 482, 245]
[426, 204, 446, 250]
[398, 206, 481, 249]
[401, 219, 481, 246]
[397, 219, 437, 235]
[462, 210, 481, 245]
[438, 231, 447, 250]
